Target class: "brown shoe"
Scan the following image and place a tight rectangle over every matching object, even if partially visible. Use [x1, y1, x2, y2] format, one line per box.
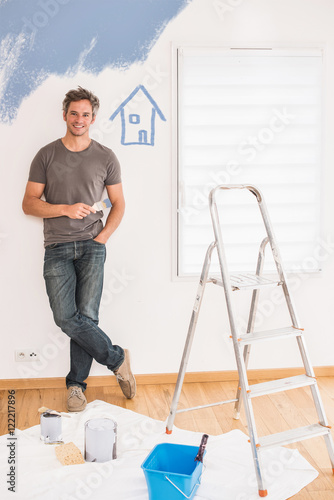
[114, 349, 136, 399]
[67, 386, 87, 412]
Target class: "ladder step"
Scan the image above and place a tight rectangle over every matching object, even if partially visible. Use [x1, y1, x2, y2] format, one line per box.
[248, 374, 316, 398]
[259, 423, 331, 449]
[239, 326, 303, 345]
[210, 273, 282, 291]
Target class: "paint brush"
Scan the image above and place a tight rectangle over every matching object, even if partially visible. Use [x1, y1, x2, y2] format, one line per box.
[92, 198, 112, 212]
[194, 434, 209, 462]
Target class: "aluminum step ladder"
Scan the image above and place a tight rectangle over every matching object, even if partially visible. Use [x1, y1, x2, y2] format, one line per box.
[166, 184, 334, 498]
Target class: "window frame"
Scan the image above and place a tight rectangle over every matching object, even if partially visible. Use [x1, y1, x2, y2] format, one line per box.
[171, 43, 326, 281]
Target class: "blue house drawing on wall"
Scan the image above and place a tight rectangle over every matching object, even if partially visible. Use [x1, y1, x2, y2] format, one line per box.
[109, 85, 166, 146]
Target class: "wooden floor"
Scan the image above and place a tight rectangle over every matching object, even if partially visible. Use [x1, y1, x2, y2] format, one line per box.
[1, 378, 334, 498]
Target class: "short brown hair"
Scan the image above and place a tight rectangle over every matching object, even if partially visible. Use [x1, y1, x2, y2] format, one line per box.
[62, 86, 100, 117]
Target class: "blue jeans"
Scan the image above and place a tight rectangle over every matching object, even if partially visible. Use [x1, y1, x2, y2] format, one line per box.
[43, 239, 124, 391]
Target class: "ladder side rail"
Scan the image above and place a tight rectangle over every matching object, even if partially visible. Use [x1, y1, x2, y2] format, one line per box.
[254, 192, 319, 379]
[209, 188, 267, 494]
[295, 335, 316, 378]
[166, 242, 216, 433]
[234, 237, 269, 419]
[323, 433, 334, 471]
[309, 383, 332, 427]
[246, 237, 270, 334]
[253, 190, 302, 329]
[209, 189, 242, 344]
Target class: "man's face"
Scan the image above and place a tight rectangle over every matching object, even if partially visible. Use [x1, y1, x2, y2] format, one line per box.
[63, 99, 96, 137]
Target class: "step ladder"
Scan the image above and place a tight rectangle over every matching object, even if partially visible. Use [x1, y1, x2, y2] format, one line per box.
[166, 184, 334, 497]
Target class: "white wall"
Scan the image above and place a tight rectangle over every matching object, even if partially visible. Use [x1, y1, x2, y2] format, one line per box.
[2, 0, 334, 381]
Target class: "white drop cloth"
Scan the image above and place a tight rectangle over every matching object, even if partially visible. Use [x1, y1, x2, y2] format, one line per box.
[0, 400, 318, 499]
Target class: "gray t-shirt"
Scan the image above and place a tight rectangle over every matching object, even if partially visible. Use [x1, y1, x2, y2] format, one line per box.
[28, 139, 121, 247]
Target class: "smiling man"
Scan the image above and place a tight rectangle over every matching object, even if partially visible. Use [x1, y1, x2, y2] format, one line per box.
[22, 87, 136, 411]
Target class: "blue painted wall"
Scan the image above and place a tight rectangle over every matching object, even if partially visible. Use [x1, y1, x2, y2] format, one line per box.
[0, 0, 189, 122]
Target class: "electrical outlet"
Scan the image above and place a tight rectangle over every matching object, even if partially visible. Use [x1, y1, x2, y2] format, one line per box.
[15, 349, 40, 362]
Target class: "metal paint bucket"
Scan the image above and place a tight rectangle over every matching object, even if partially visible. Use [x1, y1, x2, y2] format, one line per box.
[40, 413, 62, 444]
[84, 417, 117, 462]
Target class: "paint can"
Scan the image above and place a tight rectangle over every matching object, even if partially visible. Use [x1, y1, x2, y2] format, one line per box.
[84, 417, 117, 462]
[40, 412, 62, 443]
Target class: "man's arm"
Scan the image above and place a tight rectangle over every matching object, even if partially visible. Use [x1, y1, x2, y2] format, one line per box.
[93, 183, 125, 244]
[22, 181, 95, 219]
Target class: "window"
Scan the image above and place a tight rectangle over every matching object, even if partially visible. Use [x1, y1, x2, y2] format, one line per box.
[129, 114, 140, 124]
[177, 47, 323, 277]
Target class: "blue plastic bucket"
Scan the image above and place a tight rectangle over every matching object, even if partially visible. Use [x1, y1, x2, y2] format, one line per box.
[141, 443, 204, 500]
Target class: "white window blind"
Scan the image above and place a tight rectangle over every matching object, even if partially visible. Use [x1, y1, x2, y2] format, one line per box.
[177, 47, 323, 277]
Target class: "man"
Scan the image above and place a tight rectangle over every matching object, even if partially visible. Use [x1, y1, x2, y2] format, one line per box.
[22, 86, 136, 412]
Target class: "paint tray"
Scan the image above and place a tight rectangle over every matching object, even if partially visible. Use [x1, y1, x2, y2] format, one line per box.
[141, 443, 204, 500]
